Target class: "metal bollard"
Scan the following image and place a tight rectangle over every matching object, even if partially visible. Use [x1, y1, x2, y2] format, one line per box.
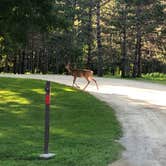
[40, 81, 55, 159]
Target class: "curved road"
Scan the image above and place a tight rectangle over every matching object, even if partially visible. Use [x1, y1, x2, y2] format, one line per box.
[1, 74, 166, 166]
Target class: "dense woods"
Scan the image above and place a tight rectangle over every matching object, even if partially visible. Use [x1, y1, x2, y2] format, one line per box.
[0, 0, 166, 77]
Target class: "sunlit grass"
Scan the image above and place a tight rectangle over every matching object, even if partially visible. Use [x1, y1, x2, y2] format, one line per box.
[0, 77, 123, 166]
[141, 73, 166, 84]
[0, 90, 30, 104]
[31, 88, 45, 94]
[63, 87, 77, 92]
[104, 72, 166, 85]
[0, 133, 3, 137]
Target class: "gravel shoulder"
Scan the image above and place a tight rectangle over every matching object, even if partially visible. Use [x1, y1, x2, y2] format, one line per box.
[1, 74, 166, 166]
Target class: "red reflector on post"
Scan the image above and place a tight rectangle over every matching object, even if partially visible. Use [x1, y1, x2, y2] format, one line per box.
[45, 94, 50, 105]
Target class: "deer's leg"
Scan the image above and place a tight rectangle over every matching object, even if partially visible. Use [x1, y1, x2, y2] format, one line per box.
[92, 78, 99, 90]
[72, 76, 76, 87]
[75, 83, 80, 88]
[73, 76, 80, 88]
[83, 78, 90, 90]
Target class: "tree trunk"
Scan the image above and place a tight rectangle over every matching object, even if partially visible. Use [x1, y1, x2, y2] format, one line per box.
[35, 50, 40, 73]
[133, 5, 142, 77]
[87, 0, 93, 69]
[121, 5, 129, 78]
[13, 54, 17, 74]
[96, 0, 103, 76]
[31, 51, 35, 74]
[4, 55, 8, 72]
[137, 31, 142, 77]
[110, 33, 115, 75]
[21, 50, 25, 74]
[42, 48, 48, 74]
[55, 55, 60, 74]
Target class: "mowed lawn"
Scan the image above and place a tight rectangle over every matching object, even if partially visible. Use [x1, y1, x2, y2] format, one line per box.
[0, 77, 123, 166]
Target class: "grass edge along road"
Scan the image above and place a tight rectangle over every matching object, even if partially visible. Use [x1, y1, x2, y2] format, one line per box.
[104, 72, 166, 85]
[0, 77, 123, 166]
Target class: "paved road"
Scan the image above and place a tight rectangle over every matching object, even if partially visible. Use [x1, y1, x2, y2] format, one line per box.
[1, 74, 166, 166]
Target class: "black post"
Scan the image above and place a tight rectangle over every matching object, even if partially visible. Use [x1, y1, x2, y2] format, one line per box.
[44, 81, 50, 154]
[40, 81, 55, 159]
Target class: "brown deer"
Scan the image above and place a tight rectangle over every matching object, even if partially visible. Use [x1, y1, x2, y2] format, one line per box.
[65, 63, 98, 90]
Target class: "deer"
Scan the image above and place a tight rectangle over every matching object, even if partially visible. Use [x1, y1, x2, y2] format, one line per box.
[65, 63, 99, 90]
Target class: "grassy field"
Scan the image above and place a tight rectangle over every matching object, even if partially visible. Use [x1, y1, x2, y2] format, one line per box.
[0, 77, 123, 166]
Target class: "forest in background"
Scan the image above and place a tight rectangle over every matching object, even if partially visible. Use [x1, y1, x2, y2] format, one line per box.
[0, 0, 166, 77]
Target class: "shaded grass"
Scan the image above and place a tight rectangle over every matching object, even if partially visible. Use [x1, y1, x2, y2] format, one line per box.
[0, 77, 123, 166]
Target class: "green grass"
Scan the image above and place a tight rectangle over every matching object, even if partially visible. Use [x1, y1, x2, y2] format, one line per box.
[104, 72, 166, 85]
[0, 77, 123, 166]
[140, 73, 166, 85]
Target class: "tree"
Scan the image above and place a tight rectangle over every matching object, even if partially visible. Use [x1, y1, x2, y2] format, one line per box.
[96, 0, 104, 76]
[0, 0, 165, 75]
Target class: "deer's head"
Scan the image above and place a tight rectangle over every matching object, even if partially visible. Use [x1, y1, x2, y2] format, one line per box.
[65, 63, 72, 73]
